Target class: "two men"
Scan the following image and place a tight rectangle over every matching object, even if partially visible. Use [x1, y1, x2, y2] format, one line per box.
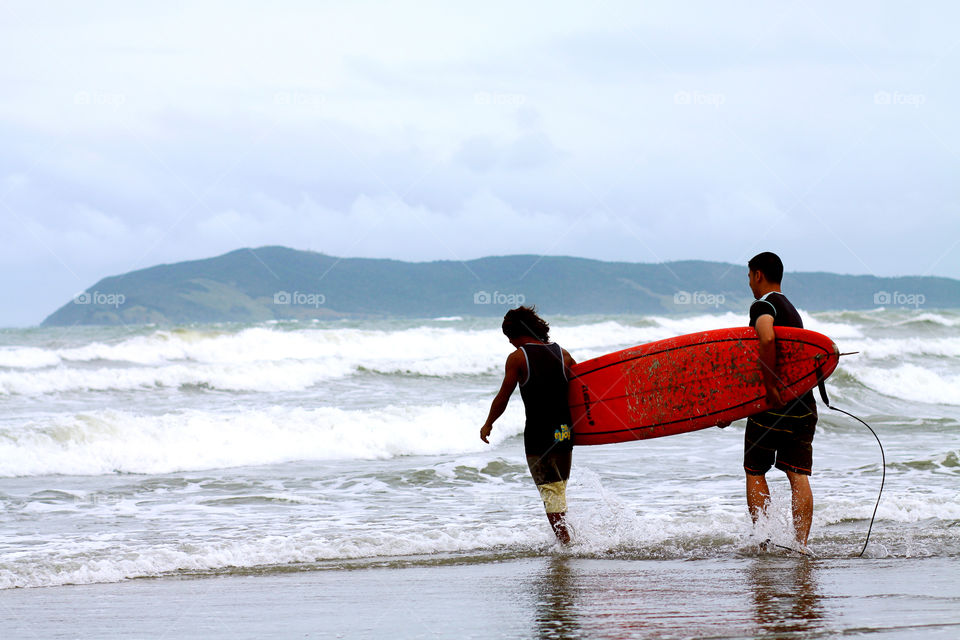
[481, 252, 818, 549]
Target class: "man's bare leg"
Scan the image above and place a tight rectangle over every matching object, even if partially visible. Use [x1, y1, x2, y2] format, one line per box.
[786, 471, 812, 546]
[547, 512, 571, 544]
[746, 473, 770, 523]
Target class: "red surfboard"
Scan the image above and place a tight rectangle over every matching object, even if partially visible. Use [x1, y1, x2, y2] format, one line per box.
[568, 327, 839, 446]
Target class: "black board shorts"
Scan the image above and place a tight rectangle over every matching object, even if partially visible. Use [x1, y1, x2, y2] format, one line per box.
[744, 410, 817, 476]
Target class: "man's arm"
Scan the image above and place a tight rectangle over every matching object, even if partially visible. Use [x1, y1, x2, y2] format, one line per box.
[480, 350, 524, 443]
[562, 348, 577, 379]
[755, 314, 784, 408]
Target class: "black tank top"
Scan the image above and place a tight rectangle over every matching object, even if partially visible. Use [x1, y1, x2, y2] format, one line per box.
[518, 342, 573, 455]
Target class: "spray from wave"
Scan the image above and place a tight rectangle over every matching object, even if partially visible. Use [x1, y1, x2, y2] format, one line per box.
[0, 401, 525, 477]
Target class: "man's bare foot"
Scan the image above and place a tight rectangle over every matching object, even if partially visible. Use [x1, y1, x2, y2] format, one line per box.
[547, 512, 571, 544]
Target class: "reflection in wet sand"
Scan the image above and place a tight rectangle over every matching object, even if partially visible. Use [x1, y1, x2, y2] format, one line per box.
[748, 558, 825, 637]
[533, 556, 582, 640]
[523, 556, 845, 639]
[529, 556, 733, 638]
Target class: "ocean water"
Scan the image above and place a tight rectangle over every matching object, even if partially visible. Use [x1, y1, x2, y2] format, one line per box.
[0, 309, 958, 601]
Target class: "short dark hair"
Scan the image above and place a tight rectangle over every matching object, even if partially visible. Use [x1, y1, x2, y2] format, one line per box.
[502, 306, 550, 342]
[748, 252, 784, 284]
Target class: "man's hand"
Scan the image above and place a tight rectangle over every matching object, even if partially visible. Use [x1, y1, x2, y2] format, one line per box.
[479, 351, 521, 445]
[765, 385, 784, 409]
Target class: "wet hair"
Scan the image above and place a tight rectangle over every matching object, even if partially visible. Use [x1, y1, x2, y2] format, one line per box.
[502, 306, 550, 342]
[748, 252, 784, 284]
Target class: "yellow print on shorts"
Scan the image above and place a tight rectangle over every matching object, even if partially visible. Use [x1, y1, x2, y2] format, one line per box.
[554, 423, 571, 442]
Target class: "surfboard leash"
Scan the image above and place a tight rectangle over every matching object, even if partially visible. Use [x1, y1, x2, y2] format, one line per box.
[815, 353, 886, 558]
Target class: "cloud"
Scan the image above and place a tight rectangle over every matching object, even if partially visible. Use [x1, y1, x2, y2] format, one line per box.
[0, 1, 958, 325]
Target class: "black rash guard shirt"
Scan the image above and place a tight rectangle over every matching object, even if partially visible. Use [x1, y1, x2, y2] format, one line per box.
[749, 292, 817, 417]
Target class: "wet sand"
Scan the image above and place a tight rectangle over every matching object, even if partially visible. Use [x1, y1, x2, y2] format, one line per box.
[1, 555, 958, 639]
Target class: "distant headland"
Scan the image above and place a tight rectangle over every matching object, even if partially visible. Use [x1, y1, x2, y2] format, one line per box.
[42, 247, 960, 326]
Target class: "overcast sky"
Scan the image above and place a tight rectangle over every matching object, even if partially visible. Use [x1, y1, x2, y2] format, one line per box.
[1, 1, 958, 326]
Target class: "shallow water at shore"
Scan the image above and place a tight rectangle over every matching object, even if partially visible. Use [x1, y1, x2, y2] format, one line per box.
[2, 556, 958, 639]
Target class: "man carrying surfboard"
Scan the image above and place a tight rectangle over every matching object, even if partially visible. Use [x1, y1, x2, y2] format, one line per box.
[480, 306, 576, 544]
[727, 252, 818, 550]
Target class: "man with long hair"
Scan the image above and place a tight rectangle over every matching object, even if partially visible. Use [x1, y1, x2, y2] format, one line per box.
[480, 306, 576, 544]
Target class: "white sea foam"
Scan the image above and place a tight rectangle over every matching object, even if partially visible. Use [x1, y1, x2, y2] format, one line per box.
[3, 472, 952, 591]
[1, 314, 749, 373]
[648, 312, 749, 335]
[0, 360, 360, 395]
[0, 346, 62, 369]
[2, 315, 948, 400]
[0, 518, 545, 590]
[844, 336, 960, 361]
[800, 312, 865, 339]
[555, 320, 681, 358]
[847, 363, 960, 406]
[0, 401, 526, 476]
[0, 319, 750, 394]
[0, 326, 508, 394]
[819, 490, 960, 524]
[892, 312, 960, 327]
[9, 326, 491, 368]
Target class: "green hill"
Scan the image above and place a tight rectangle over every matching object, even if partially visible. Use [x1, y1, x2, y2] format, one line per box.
[41, 247, 960, 326]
